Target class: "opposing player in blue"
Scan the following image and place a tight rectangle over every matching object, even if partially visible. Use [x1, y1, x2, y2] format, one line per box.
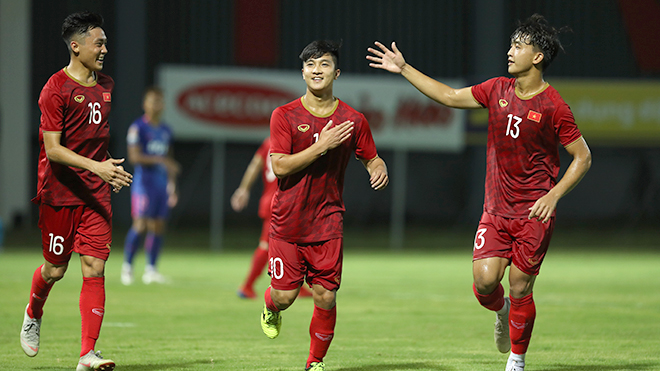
[121, 86, 180, 285]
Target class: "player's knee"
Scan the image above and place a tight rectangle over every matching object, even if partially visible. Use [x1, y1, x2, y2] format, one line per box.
[473, 279, 499, 295]
[43, 265, 67, 283]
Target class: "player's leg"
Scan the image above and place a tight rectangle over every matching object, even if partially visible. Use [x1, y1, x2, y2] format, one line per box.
[143, 218, 168, 284]
[21, 204, 78, 357]
[505, 217, 553, 371]
[472, 212, 514, 354]
[75, 204, 114, 370]
[261, 238, 304, 339]
[142, 187, 170, 284]
[239, 217, 270, 298]
[303, 238, 342, 370]
[122, 191, 148, 285]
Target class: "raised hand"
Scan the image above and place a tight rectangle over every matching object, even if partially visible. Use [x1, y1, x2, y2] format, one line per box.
[367, 41, 407, 74]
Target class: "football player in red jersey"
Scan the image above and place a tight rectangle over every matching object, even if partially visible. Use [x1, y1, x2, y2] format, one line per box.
[368, 14, 591, 371]
[231, 137, 313, 299]
[20, 11, 131, 371]
[261, 40, 389, 371]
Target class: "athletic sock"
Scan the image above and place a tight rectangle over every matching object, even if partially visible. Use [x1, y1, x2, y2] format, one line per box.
[509, 293, 536, 355]
[307, 305, 336, 367]
[80, 276, 105, 357]
[264, 286, 280, 312]
[473, 283, 506, 312]
[243, 247, 269, 290]
[145, 233, 163, 267]
[28, 265, 54, 319]
[123, 228, 143, 265]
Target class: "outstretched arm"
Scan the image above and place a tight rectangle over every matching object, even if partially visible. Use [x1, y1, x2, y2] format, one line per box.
[43, 131, 132, 192]
[528, 137, 592, 223]
[360, 156, 389, 191]
[367, 41, 480, 109]
[230, 154, 264, 212]
[271, 120, 354, 178]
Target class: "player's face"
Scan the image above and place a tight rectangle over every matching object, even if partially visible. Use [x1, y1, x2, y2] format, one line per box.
[302, 53, 339, 93]
[507, 37, 542, 76]
[73, 27, 108, 72]
[143, 91, 165, 119]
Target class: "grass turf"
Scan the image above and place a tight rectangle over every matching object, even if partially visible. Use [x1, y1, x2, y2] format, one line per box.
[0, 227, 658, 370]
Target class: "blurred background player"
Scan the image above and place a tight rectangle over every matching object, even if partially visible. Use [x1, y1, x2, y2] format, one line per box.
[121, 86, 179, 285]
[368, 14, 591, 371]
[231, 137, 312, 299]
[261, 40, 389, 371]
[21, 11, 132, 371]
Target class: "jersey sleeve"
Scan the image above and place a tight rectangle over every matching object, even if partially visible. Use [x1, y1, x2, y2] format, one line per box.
[269, 107, 292, 155]
[354, 113, 378, 160]
[470, 77, 499, 108]
[553, 103, 583, 147]
[38, 86, 66, 132]
[127, 122, 140, 145]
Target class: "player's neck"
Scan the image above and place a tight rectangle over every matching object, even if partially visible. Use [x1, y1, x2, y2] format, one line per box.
[514, 73, 546, 97]
[302, 91, 336, 116]
[144, 113, 162, 125]
[65, 60, 97, 85]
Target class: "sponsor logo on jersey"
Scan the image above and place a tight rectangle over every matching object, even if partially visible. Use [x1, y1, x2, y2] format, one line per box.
[74, 95, 85, 103]
[499, 99, 508, 107]
[103, 92, 111, 102]
[298, 124, 310, 132]
[527, 110, 542, 122]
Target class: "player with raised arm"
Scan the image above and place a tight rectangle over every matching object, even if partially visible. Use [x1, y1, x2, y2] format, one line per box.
[261, 40, 389, 371]
[20, 11, 132, 371]
[121, 86, 179, 285]
[231, 137, 312, 299]
[368, 14, 591, 371]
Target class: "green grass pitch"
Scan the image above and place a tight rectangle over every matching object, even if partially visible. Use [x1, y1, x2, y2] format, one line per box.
[0, 227, 659, 370]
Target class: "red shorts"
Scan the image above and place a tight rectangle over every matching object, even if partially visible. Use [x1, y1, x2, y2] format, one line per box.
[38, 203, 113, 265]
[472, 211, 554, 275]
[267, 237, 343, 291]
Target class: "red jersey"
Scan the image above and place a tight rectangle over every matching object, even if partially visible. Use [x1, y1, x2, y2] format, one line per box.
[34, 68, 114, 206]
[256, 137, 277, 220]
[270, 97, 378, 243]
[471, 77, 582, 218]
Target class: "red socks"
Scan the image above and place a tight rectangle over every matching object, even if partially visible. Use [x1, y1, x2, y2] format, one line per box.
[307, 305, 336, 367]
[264, 286, 280, 312]
[473, 283, 506, 312]
[509, 293, 535, 355]
[28, 265, 54, 319]
[79, 277, 105, 356]
[244, 247, 269, 290]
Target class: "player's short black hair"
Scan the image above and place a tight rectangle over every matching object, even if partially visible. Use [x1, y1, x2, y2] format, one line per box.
[299, 40, 342, 69]
[510, 14, 569, 71]
[61, 11, 104, 51]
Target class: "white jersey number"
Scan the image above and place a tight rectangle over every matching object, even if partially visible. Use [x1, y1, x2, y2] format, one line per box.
[506, 114, 522, 139]
[88, 102, 102, 125]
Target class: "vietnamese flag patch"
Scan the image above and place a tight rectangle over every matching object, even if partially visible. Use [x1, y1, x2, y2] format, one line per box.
[103, 92, 111, 102]
[527, 110, 541, 122]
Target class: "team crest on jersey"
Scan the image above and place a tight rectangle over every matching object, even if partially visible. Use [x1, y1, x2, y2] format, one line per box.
[297, 124, 310, 132]
[498, 99, 508, 107]
[103, 92, 111, 102]
[74, 95, 85, 103]
[527, 110, 542, 122]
